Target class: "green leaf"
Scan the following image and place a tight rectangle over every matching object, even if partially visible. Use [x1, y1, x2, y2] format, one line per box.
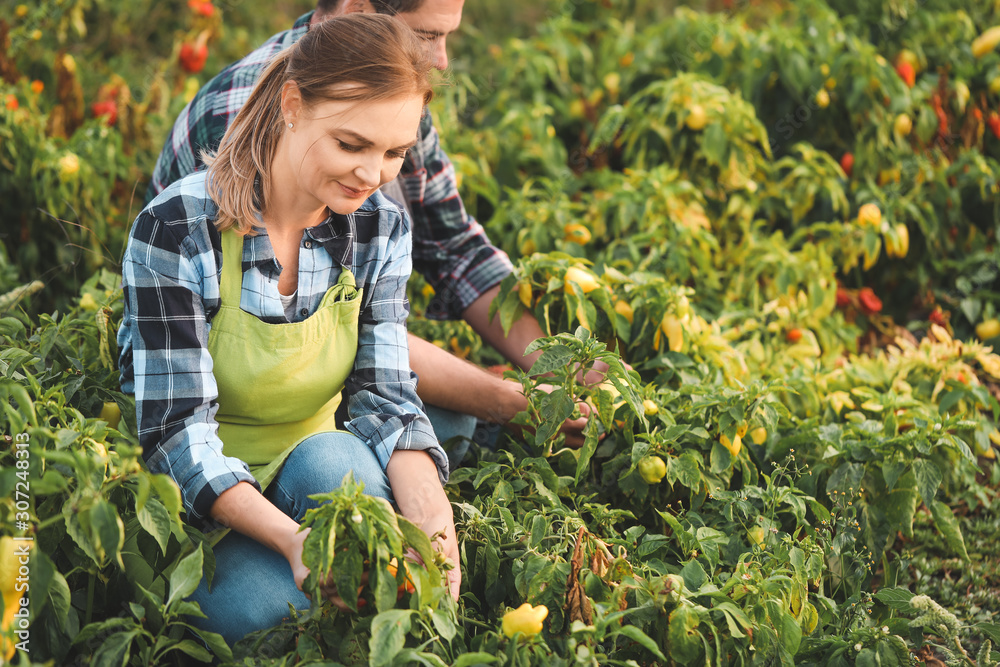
[826, 462, 864, 495]
[929, 500, 970, 562]
[710, 441, 732, 473]
[883, 488, 919, 539]
[71, 617, 135, 648]
[701, 122, 727, 166]
[136, 495, 172, 555]
[534, 388, 574, 446]
[938, 389, 965, 415]
[614, 624, 666, 661]
[713, 601, 752, 638]
[162, 638, 213, 663]
[369, 610, 414, 667]
[65, 506, 102, 568]
[680, 559, 707, 592]
[498, 286, 525, 337]
[452, 653, 498, 667]
[574, 417, 601, 482]
[592, 387, 615, 430]
[167, 548, 204, 609]
[150, 474, 183, 520]
[779, 609, 802, 656]
[431, 609, 457, 642]
[333, 547, 364, 612]
[30, 548, 57, 619]
[882, 460, 906, 491]
[529, 514, 548, 549]
[398, 516, 438, 583]
[874, 587, 914, 611]
[667, 604, 703, 663]
[374, 559, 399, 613]
[527, 345, 575, 377]
[91, 630, 139, 667]
[912, 459, 942, 507]
[855, 648, 877, 667]
[975, 622, 1000, 644]
[669, 452, 702, 490]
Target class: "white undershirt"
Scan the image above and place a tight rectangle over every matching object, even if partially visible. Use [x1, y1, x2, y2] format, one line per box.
[279, 290, 297, 322]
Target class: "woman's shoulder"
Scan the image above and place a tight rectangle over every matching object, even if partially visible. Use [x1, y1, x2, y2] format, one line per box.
[130, 171, 221, 262]
[144, 171, 219, 225]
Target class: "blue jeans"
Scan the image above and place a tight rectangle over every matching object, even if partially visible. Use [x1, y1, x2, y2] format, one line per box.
[186, 432, 392, 646]
[424, 404, 476, 468]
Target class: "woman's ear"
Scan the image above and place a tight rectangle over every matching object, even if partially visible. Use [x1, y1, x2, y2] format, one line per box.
[281, 80, 303, 128]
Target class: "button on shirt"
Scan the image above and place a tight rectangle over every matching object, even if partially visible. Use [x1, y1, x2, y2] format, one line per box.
[117, 172, 447, 530]
[145, 10, 513, 321]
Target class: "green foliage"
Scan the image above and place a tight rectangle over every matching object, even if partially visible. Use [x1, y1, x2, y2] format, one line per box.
[4, 0, 1000, 665]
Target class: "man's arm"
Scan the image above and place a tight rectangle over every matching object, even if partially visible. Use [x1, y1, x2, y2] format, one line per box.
[461, 284, 545, 372]
[462, 286, 614, 386]
[408, 333, 591, 447]
[408, 334, 526, 424]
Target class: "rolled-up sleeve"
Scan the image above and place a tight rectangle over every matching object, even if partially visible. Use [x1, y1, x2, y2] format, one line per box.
[343, 208, 449, 483]
[118, 212, 258, 530]
[403, 112, 514, 320]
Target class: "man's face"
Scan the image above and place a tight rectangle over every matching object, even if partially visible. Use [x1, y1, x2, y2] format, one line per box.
[395, 0, 464, 71]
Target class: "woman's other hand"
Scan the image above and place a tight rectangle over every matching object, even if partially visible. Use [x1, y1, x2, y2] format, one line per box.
[386, 449, 461, 600]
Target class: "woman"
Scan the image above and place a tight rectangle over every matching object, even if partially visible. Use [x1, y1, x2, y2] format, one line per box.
[117, 14, 458, 644]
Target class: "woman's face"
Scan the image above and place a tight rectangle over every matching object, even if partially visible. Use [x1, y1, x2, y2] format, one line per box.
[279, 85, 424, 216]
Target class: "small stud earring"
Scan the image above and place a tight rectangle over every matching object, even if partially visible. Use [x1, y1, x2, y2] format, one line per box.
[288, 123, 294, 129]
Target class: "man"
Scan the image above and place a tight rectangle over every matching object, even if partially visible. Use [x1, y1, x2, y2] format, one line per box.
[146, 0, 593, 456]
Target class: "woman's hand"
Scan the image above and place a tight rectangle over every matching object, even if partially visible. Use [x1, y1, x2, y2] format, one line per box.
[386, 450, 462, 600]
[285, 526, 311, 594]
[283, 525, 367, 612]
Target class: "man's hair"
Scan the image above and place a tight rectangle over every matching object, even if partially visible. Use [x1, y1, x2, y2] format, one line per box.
[203, 13, 434, 234]
[315, 0, 425, 17]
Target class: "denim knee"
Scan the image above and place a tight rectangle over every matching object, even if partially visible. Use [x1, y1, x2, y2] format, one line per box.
[271, 431, 393, 521]
[186, 530, 310, 646]
[424, 404, 477, 468]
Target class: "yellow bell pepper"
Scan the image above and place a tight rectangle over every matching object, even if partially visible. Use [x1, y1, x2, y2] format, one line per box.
[1, 537, 28, 661]
[638, 456, 667, 484]
[972, 26, 1000, 58]
[502, 603, 548, 639]
[885, 224, 909, 259]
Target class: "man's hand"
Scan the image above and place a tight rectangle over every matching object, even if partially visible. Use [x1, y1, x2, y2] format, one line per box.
[494, 380, 596, 449]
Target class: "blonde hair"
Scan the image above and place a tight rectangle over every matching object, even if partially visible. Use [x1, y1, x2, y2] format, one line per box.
[204, 13, 434, 234]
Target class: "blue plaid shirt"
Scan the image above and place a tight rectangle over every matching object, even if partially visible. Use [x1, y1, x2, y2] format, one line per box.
[146, 10, 513, 319]
[118, 172, 447, 530]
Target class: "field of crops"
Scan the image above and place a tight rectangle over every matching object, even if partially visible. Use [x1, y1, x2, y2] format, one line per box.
[3, 0, 1000, 665]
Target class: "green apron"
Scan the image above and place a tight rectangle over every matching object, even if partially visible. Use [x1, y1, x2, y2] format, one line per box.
[204, 229, 363, 542]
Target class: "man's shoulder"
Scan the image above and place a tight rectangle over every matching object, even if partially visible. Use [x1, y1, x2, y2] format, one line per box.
[183, 12, 314, 117]
[230, 11, 312, 76]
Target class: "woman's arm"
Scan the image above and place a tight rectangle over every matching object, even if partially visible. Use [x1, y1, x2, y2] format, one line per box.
[342, 203, 458, 598]
[342, 204, 449, 482]
[209, 482, 302, 569]
[386, 450, 461, 599]
[209, 482, 362, 610]
[119, 207, 260, 530]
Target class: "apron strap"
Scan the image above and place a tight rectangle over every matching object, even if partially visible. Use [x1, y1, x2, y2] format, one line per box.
[219, 230, 245, 305]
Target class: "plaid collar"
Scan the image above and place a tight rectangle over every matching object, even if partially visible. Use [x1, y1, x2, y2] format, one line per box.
[236, 212, 355, 275]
